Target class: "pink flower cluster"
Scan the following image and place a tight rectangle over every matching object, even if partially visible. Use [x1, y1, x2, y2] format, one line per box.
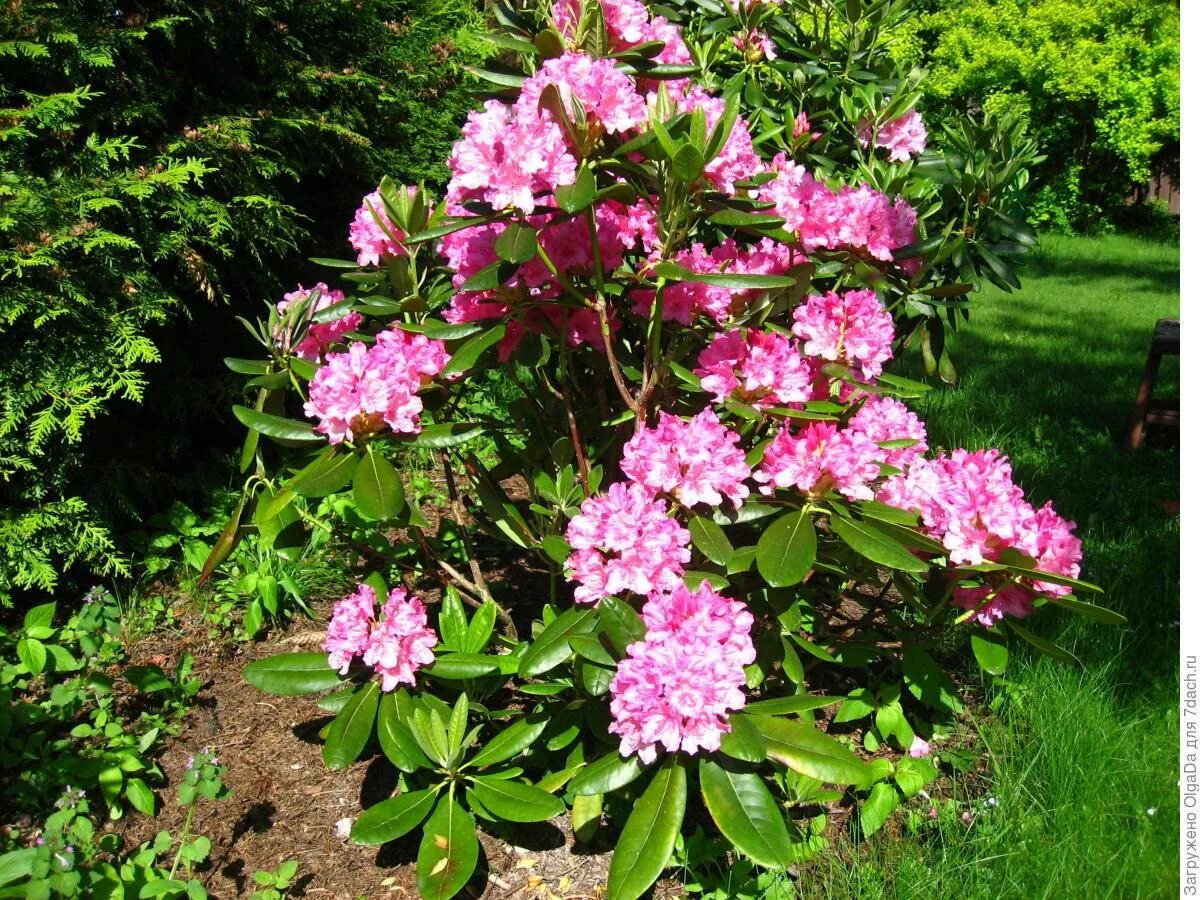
[676, 93, 765, 194]
[304, 329, 449, 444]
[694, 328, 813, 409]
[758, 154, 918, 265]
[620, 408, 751, 508]
[733, 28, 777, 61]
[877, 449, 1084, 625]
[552, 0, 692, 71]
[519, 51, 647, 134]
[792, 288, 895, 380]
[323, 584, 438, 690]
[849, 396, 928, 468]
[276, 283, 361, 362]
[349, 191, 405, 267]
[860, 109, 928, 163]
[609, 581, 755, 762]
[565, 482, 691, 604]
[754, 421, 881, 500]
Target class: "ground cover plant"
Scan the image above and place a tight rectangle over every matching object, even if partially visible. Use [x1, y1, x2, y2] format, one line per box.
[209, 1, 1133, 896]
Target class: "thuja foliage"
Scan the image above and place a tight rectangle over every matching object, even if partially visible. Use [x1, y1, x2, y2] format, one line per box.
[228, 0, 1123, 895]
[903, 0, 1179, 231]
[0, 0, 487, 604]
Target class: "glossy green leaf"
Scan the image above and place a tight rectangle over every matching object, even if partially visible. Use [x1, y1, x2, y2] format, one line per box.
[901, 647, 965, 714]
[556, 165, 597, 213]
[859, 782, 900, 837]
[569, 750, 644, 796]
[243, 652, 342, 696]
[290, 450, 356, 498]
[1046, 595, 1126, 624]
[463, 602, 498, 654]
[608, 758, 688, 900]
[743, 694, 844, 716]
[751, 715, 869, 784]
[323, 681, 380, 771]
[232, 405, 322, 443]
[719, 714, 766, 763]
[598, 597, 645, 656]
[495, 223, 538, 264]
[699, 759, 792, 868]
[352, 452, 405, 520]
[416, 794, 479, 900]
[470, 776, 563, 822]
[970, 631, 1009, 675]
[688, 517, 735, 566]
[125, 777, 156, 816]
[828, 515, 929, 573]
[469, 715, 549, 770]
[351, 788, 438, 845]
[1007, 620, 1080, 665]
[408, 422, 486, 448]
[444, 324, 508, 377]
[756, 511, 817, 588]
[378, 691, 431, 772]
[519, 607, 594, 678]
[655, 260, 795, 290]
[439, 588, 469, 651]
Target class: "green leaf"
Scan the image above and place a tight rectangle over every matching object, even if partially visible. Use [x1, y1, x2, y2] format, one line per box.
[427, 654, 499, 680]
[1007, 620, 1080, 665]
[901, 647, 964, 714]
[244, 652, 342, 696]
[719, 714, 766, 763]
[699, 759, 792, 869]
[688, 517, 734, 566]
[123, 777, 155, 816]
[416, 795, 479, 900]
[751, 716, 869, 784]
[324, 681, 381, 771]
[572, 792, 603, 844]
[444, 324, 508, 377]
[894, 756, 938, 799]
[570, 750, 644, 796]
[955, 561, 1103, 594]
[555, 165, 597, 213]
[23, 602, 55, 631]
[463, 602, 498, 654]
[289, 450, 356, 498]
[404, 217, 490, 245]
[598, 597, 645, 656]
[495, 224, 538, 264]
[0, 848, 36, 888]
[408, 423, 486, 449]
[470, 776, 563, 822]
[125, 665, 173, 693]
[707, 209, 787, 229]
[655, 260, 795, 290]
[353, 451, 405, 521]
[828, 515, 929, 573]
[469, 715, 549, 770]
[518, 608, 593, 678]
[232, 405, 322, 443]
[608, 758, 688, 900]
[671, 143, 706, 183]
[859, 782, 900, 837]
[378, 691, 431, 772]
[743, 694, 844, 716]
[439, 589, 469, 651]
[970, 631, 1009, 675]
[16, 638, 46, 675]
[756, 511, 817, 588]
[1046, 595, 1125, 624]
[352, 788, 438, 845]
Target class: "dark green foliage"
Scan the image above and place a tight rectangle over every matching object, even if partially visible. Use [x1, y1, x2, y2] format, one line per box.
[0, 0, 488, 603]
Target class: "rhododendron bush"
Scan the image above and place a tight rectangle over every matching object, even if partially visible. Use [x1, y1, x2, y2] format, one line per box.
[224, 1, 1119, 897]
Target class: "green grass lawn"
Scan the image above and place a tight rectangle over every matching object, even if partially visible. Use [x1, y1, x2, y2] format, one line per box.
[801, 233, 1180, 899]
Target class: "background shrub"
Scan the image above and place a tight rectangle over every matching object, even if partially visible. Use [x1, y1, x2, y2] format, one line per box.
[0, 0, 488, 604]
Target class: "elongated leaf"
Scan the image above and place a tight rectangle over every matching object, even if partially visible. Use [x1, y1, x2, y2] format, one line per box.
[608, 759, 687, 900]
[556, 164, 596, 213]
[463, 602, 498, 654]
[427, 654, 499, 680]
[244, 652, 342, 696]
[750, 715, 868, 784]
[404, 217, 490, 245]
[0, 848, 36, 888]
[232, 405, 322, 443]
[655, 260, 795, 290]
[707, 208, 787, 229]
[970, 631, 1009, 675]
[572, 792, 603, 844]
[519, 608, 594, 678]
[1047, 596, 1126, 625]
[756, 511, 817, 587]
[1007, 620, 1080, 665]
[469, 715, 549, 770]
[353, 452, 405, 520]
[290, 450, 357, 498]
[828, 515, 928, 573]
[699, 759, 792, 868]
[417, 794, 479, 900]
[743, 694, 843, 716]
[598, 597, 645, 656]
[378, 691, 431, 772]
[956, 561, 1103, 594]
[470, 776, 563, 822]
[570, 750, 644, 796]
[859, 782, 900, 837]
[495, 223, 538, 264]
[688, 517, 734, 566]
[439, 589, 469, 651]
[351, 788, 438, 845]
[719, 714, 766, 763]
[323, 681, 380, 771]
[408, 423, 485, 449]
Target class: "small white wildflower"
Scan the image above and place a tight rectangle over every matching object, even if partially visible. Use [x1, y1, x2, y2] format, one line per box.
[335, 817, 354, 839]
[1147, 808, 1158, 817]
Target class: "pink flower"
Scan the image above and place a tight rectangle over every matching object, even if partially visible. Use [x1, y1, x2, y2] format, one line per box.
[909, 736, 932, 758]
[641, 581, 755, 665]
[676, 93, 765, 193]
[304, 330, 449, 444]
[519, 52, 647, 134]
[565, 482, 692, 603]
[362, 588, 438, 691]
[1020, 502, 1083, 596]
[754, 421, 881, 500]
[792, 289, 895, 381]
[552, 0, 692, 72]
[952, 584, 1035, 628]
[861, 109, 927, 163]
[694, 328, 814, 409]
[620, 408, 751, 508]
[732, 28, 777, 61]
[447, 99, 577, 215]
[323, 584, 376, 674]
[350, 191, 406, 267]
[276, 283, 361, 362]
[849, 396, 929, 468]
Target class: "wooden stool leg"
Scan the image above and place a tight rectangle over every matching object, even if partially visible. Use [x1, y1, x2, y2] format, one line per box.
[1128, 348, 1164, 449]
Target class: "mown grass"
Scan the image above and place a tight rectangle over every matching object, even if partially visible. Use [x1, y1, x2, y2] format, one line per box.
[799, 233, 1180, 899]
